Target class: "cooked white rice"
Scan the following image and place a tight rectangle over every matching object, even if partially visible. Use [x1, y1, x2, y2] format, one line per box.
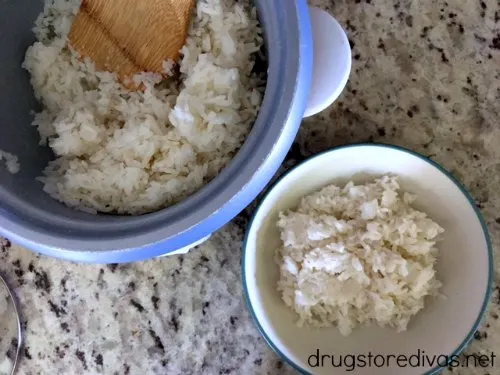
[0, 150, 20, 174]
[23, 0, 265, 214]
[276, 175, 444, 336]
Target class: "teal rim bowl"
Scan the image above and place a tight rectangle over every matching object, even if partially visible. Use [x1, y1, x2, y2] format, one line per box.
[242, 143, 493, 375]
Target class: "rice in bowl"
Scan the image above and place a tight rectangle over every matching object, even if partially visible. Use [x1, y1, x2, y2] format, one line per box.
[275, 175, 444, 336]
[23, 0, 265, 215]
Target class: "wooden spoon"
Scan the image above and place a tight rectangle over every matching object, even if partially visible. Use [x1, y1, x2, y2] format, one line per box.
[68, 0, 195, 88]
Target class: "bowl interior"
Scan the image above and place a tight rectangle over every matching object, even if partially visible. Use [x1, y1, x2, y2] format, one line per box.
[243, 144, 491, 375]
[0, 0, 272, 223]
[0, 1, 55, 210]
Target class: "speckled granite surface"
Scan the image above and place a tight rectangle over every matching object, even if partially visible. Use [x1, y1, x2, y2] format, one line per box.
[1, 0, 500, 374]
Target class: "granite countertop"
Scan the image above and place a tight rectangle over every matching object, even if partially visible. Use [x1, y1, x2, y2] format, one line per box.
[1, 0, 500, 374]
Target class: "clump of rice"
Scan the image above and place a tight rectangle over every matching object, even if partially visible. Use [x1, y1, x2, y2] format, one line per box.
[276, 175, 444, 336]
[23, 0, 265, 214]
[0, 150, 20, 174]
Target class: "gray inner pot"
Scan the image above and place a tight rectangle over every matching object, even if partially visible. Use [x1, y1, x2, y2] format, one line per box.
[0, 0, 312, 262]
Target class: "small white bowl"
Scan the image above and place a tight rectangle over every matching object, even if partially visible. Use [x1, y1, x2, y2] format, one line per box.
[242, 144, 492, 375]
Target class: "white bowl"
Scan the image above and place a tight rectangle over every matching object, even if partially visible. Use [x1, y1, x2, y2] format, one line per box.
[242, 144, 492, 375]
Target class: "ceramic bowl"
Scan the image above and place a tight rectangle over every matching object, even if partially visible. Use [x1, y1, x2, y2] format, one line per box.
[242, 144, 492, 375]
